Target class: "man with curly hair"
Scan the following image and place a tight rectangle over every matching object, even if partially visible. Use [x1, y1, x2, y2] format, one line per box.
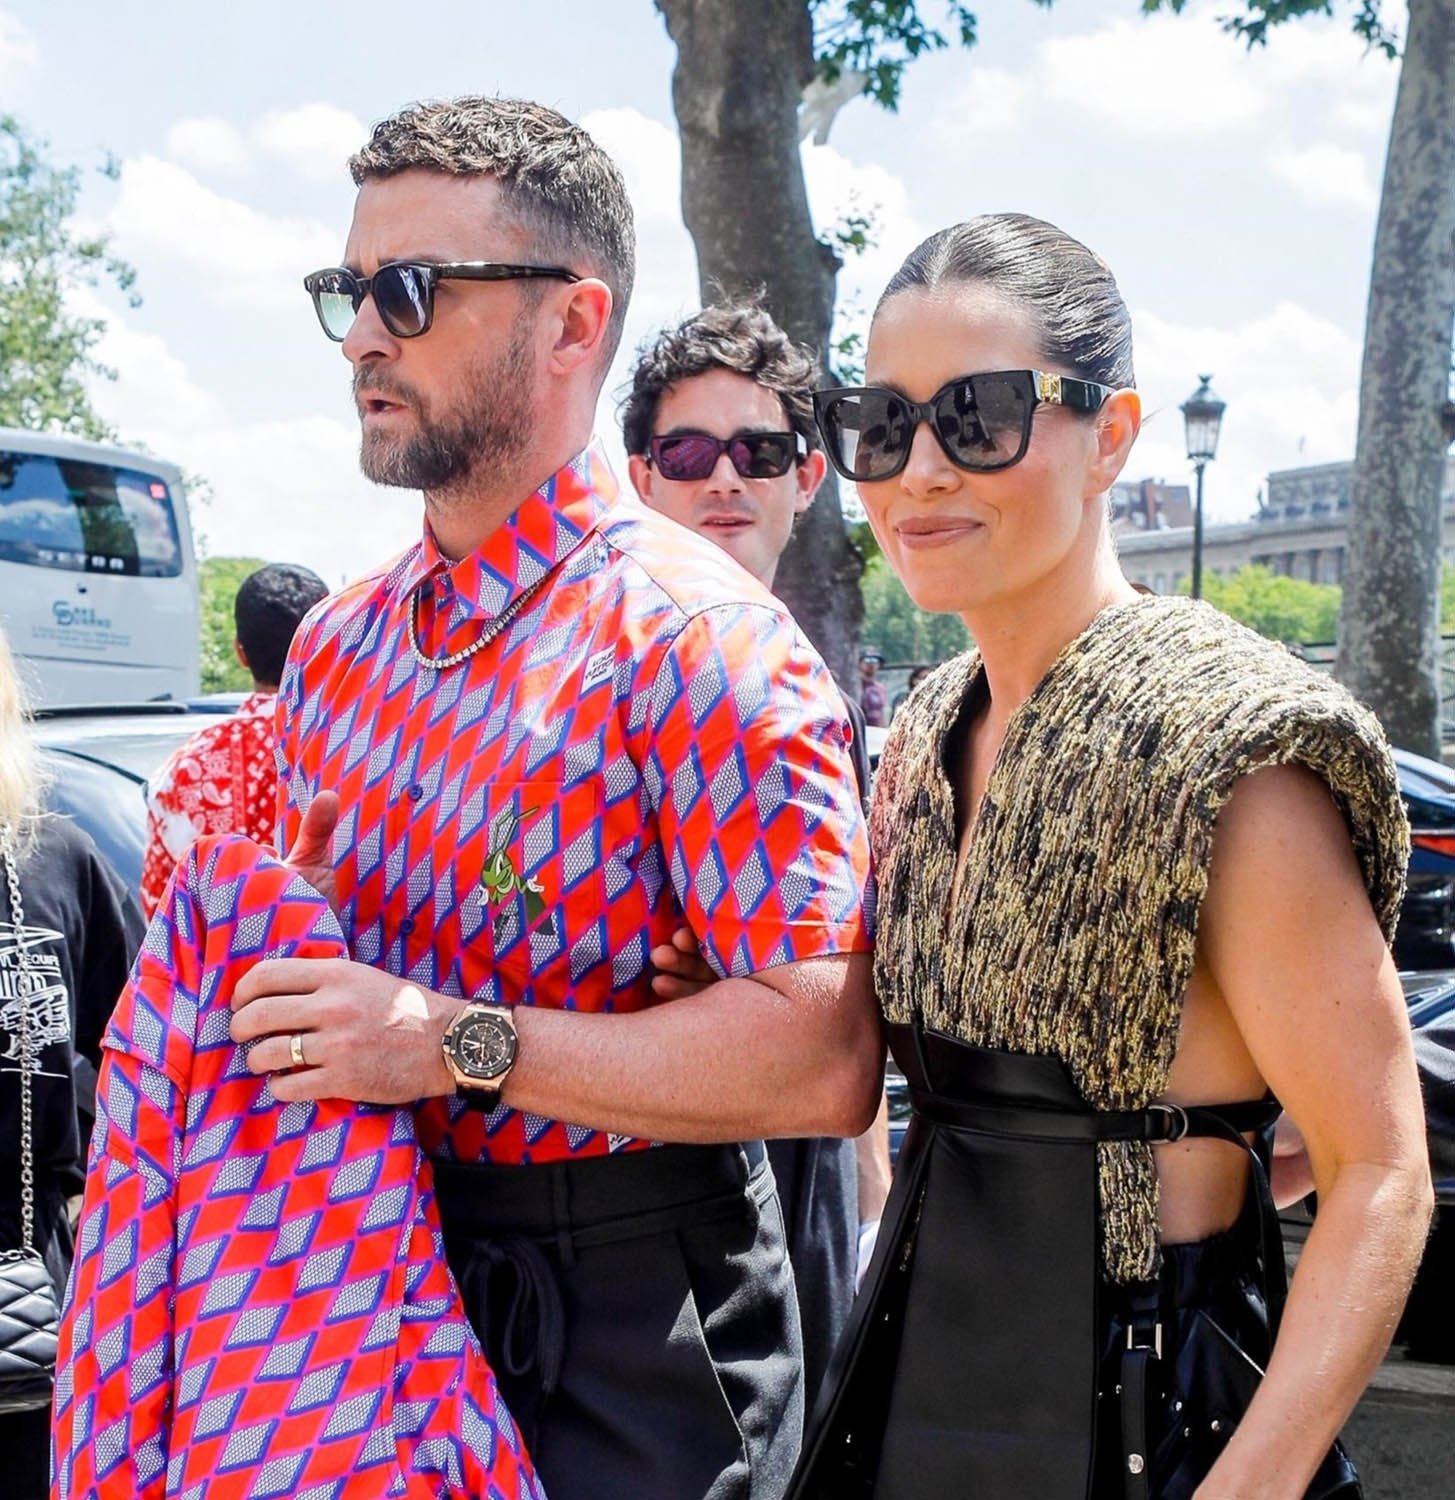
[623, 303, 891, 1409]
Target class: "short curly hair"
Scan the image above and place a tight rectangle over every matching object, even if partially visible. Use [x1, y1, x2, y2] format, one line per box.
[349, 96, 635, 363]
[620, 303, 822, 457]
[236, 564, 329, 687]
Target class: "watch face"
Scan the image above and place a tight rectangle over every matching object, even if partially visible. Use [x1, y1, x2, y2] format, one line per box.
[452, 1010, 516, 1082]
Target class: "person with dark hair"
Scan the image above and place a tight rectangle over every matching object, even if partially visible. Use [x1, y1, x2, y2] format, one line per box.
[234, 561, 332, 686]
[64, 97, 876, 1500]
[140, 562, 328, 916]
[785, 214, 1430, 1498]
[857, 649, 886, 727]
[622, 302, 892, 1410]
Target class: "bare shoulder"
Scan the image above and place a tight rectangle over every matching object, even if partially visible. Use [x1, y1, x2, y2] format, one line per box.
[1212, 761, 1360, 871]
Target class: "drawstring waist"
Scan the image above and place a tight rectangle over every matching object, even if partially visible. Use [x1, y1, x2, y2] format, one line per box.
[432, 1140, 773, 1447]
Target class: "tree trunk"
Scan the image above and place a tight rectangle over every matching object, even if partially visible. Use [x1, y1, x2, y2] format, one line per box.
[656, 0, 865, 688]
[1335, 0, 1455, 756]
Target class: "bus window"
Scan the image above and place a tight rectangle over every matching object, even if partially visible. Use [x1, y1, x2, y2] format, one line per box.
[0, 452, 184, 578]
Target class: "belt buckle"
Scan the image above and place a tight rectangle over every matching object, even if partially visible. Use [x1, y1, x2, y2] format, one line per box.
[1125, 1320, 1163, 1358]
[1147, 1102, 1189, 1143]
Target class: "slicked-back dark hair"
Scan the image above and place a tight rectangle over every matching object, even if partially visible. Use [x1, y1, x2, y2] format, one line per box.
[236, 564, 329, 687]
[876, 213, 1135, 389]
[620, 302, 821, 457]
[349, 96, 636, 363]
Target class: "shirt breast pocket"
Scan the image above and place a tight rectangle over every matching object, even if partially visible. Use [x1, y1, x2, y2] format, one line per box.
[470, 778, 607, 992]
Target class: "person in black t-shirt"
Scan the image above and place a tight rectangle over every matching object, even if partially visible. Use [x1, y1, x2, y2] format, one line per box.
[0, 629, 144, 1499]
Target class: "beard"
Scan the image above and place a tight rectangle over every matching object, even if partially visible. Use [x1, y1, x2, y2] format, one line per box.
[354, 315, 536, 493]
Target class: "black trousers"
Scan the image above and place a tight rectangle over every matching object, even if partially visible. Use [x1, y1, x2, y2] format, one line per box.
[766, 1136, 857, 1410]
[435, 1140, 804, 1500]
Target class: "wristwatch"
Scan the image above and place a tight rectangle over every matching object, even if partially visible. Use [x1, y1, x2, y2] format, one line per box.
[441, 1003, 518, 1109]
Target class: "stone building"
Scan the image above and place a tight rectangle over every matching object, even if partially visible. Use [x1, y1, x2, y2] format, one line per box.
[1115, 457, 1455, 595]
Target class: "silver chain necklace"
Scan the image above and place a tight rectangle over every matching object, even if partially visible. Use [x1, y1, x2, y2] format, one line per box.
[1, 826, 37, 1256]
[406, 574, 546, 671]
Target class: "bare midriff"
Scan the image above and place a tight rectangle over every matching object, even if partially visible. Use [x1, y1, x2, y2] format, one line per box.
[1154, 957, 1266, 1244]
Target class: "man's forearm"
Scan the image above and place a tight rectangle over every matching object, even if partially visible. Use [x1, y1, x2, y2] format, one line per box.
[855, 1092, 892, 1223]
[500, 963, 882, 1144]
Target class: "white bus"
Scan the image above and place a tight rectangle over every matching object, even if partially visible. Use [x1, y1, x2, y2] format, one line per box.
[0, 428, 200, 706]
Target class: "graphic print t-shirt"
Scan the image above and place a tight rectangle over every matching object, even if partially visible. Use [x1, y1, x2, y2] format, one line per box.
[0, 816, 144, 1207]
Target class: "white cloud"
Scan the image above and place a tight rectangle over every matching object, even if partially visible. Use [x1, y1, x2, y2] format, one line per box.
[1129, 300, 1360, 523]
[1038, 14, 1265, 136]
[0, 10, 37, 79]
[583, 106, 699, 448]
[253, 103, 367, 182]
[108, 156, 337, 307]
[937, 5, 1395, 155]
[941, 66, 1030, 136]
[583, 107, 682, 225]
[805, 144, 926, 287]
[1270, 144, 1378, 211]
[80, 296, 418, 584]
[166, 116, 248, 171]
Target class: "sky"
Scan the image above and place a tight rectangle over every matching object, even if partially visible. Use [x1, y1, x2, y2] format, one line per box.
[0, 0, 1400, 586]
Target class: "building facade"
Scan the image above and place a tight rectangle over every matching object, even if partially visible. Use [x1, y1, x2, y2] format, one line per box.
[1115, 457, 1455, 595]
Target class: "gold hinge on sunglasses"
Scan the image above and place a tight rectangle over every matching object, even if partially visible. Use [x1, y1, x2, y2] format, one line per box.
[1037, 372, 1063, 404]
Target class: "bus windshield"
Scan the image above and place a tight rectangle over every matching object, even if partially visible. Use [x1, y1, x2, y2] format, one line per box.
[0, 449, 184, 578]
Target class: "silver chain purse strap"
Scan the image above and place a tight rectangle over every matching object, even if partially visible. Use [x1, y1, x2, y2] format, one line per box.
[0, 822, 62, 1415]
[1, 829, 38, 1258]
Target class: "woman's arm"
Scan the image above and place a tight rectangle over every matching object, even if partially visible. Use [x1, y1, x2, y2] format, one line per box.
[1192, 764, 1432, 1500]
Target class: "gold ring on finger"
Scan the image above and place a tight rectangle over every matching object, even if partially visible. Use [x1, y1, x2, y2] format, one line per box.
[289, 1032, 307, 1069]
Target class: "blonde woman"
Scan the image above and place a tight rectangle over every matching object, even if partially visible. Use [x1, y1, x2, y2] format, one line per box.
[0, 627, 142, 1499]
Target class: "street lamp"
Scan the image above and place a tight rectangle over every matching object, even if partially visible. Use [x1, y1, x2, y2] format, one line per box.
[1181, 374, 1226, 599]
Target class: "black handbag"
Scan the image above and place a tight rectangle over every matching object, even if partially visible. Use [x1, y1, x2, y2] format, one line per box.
[0, 828, 62, 1415]
[1107, 1107, 1361, 1500]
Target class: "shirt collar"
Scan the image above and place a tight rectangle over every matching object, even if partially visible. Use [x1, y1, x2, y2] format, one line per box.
[391, 443, 618, 619]
[236, 689, 276, 716]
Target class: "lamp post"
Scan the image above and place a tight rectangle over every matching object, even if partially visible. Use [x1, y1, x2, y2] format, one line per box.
[1180, 375, 1226, 599]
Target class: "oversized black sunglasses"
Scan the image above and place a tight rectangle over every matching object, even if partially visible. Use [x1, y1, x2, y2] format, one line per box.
[813, 369, 1114, 482]
[303, 259, 581, 341]
[647, 430, 803, 482]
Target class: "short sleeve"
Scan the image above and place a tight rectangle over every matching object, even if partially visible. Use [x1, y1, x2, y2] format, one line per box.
[644, 603, 874, 978]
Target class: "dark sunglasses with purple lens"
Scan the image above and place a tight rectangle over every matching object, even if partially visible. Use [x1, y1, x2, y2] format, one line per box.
[647, 430, 804, 483]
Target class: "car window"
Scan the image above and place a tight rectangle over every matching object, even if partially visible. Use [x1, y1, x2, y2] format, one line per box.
[0, 450, 183, 577]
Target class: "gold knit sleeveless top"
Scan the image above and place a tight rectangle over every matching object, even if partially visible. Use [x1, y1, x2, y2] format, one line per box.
[871, 596, 1408, 1282]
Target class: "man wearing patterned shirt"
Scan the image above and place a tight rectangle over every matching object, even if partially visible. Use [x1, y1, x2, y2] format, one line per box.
[140, 562, 327, 915]
[229, 98, 878, 1500]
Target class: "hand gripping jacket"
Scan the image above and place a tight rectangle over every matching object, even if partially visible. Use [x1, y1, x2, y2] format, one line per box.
[52, 835, 546, 1500]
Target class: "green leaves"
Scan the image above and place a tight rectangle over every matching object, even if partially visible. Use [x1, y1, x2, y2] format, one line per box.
[0, 114, 139, 441]
[1182, 564, 1342, 644]
[1140, 1, 1399, 59]
[860, 551, 973, 661]
[810, 1, 979, 110]
[199, 556, 266, 693]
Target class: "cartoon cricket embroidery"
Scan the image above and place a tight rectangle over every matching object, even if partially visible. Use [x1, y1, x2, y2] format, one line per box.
[480, 807, 548, 925]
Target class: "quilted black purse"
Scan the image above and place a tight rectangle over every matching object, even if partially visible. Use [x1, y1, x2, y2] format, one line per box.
[0, 827, 61, 1415]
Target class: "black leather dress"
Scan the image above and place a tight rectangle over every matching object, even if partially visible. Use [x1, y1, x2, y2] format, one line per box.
[786, 1021, 1358, 1500]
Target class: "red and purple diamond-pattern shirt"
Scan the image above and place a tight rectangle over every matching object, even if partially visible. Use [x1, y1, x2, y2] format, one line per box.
[276, 444, 874, 1166]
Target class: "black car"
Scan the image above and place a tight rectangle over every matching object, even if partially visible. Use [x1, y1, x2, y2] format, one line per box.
[32, 703, 235, 894]
[1394, 748, 1455, 970]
